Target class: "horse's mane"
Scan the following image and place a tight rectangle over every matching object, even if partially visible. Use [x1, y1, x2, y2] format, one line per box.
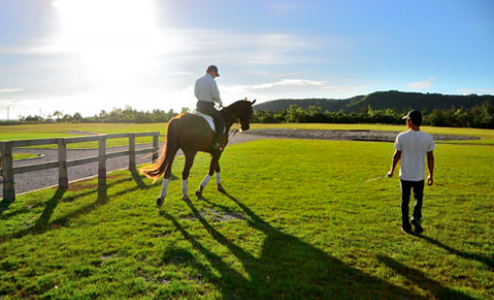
[222, 100, 251, 113]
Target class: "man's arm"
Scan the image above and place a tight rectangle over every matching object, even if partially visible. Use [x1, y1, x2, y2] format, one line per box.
[210, 80, 223, 107]
[194, 80, 200, 100]
[387, 150, 402, 177]
[427, 151, 434, 185]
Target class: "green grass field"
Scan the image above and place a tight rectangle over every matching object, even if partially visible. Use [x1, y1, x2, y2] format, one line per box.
[1, 123, 493, 149]
[12, 153, 39, 161]
[0, 123, 167, 149]
[1, 139, 492, 299]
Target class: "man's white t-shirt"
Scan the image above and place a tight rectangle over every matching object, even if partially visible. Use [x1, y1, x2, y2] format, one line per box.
[394, 129, 435, 181]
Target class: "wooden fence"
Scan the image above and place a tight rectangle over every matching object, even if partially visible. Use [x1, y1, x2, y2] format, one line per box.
[0, 132, 160, 202]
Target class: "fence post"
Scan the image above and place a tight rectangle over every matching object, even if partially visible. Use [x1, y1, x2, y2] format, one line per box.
[98, 135, 107, 199]
[152, 134, 159, 162]
[58, 138, 69, 190]
[129, 134, 136, 172]
[1, 142, 15, 202]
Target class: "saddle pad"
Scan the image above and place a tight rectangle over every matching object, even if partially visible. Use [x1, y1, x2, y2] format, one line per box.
[193, 111, 225, 133]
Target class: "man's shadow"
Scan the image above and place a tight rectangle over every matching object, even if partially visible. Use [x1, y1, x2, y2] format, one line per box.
[160, 191, 456, 299]
[413, 234, 494, 270]
[377, 255, 476, 300]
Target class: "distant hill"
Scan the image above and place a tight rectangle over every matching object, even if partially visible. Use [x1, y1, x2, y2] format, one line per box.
[253, 91, 493, 113]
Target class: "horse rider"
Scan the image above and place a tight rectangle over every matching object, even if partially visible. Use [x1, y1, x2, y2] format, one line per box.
[194, 65, 225, 152]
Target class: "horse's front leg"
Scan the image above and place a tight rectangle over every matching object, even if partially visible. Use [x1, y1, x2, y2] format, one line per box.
[182, 152, 196, 200]
[196, 154, 221, 198]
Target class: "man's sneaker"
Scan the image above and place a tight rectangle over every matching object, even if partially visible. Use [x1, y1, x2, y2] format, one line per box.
[411, 218, 424, 233]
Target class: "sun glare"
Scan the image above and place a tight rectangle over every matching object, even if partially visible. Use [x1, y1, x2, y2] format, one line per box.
[53, 0, 165, 84]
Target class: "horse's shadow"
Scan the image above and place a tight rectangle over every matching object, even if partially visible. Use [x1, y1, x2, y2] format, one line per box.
[0, 172, 153, 243]
[161, 192, 454, 299]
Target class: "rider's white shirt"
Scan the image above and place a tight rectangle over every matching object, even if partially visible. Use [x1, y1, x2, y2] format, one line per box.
[194, 74, 222, 106]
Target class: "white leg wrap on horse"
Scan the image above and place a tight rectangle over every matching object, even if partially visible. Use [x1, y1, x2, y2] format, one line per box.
[200, 174, 212, 188]
[216, 172, 221, 185]
[160, 179, 169, 198]
[182, 180, 188, 195]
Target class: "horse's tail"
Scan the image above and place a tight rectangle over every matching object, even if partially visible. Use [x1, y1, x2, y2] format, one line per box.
[139, 118, 180, 182]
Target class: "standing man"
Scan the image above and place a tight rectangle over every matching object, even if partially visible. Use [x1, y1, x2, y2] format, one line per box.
[194, 65, 225, 152]
[387, 110, 435, 234]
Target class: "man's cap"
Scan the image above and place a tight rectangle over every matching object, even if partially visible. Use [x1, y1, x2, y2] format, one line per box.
[207, 65, 220, 76]
[402, 110, 422, 124]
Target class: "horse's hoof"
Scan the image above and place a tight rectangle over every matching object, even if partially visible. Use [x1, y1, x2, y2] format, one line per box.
[195, 189, 203, 199]
[156, 197, 164, 207]
[182, 195, 190, 201]
[217, 185, 226, 194]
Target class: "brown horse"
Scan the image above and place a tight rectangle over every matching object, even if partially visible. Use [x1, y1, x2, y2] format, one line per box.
[140, 99, 256, 207]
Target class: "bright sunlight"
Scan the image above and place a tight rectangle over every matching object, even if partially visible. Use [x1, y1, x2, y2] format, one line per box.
[52, 0, 169, 84]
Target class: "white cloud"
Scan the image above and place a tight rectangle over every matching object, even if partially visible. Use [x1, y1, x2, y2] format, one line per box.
[219, 79, 370, 105]
[323, 85, 369, 92]
[458, 89, 494, 95]
[225, 79, 326, 92]
[0, 88, 23, 93]
[1, 29, 324, 66]
[223, 79, 368, 93]
[0, 99, 17, 105]
[408, 77, 436, 90]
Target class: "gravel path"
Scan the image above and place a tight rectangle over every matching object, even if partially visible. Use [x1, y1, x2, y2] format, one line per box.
[1, 133, 269, 197]
[243, 129, 480, 142]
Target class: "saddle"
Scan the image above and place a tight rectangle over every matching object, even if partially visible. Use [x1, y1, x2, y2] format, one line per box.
[193, 111, 225, 134]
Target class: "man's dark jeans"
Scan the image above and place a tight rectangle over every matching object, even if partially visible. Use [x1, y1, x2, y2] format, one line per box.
[400, 179, 424, 226]
[196, 101, 225, 145]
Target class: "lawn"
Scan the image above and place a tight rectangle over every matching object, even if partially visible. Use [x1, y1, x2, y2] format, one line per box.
[0, 123, 493, 149]
[0, 123, 168, 149]
[0, 139, 492, 299]
[12, 153, 39, 161]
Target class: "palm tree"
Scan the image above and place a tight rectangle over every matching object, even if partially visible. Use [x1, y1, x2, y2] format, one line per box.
[53, 111, 62, 121]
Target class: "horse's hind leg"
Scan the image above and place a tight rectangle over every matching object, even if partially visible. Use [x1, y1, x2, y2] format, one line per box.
[157, 146, 179, 207]
[181, 151, 197, 200]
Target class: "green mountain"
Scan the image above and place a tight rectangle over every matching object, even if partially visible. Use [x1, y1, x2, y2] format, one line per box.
[253, 91, 493, 113]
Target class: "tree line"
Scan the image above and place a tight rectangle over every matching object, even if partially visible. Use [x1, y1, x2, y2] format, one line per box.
[14, 101, 494, 129]
[17, 106, 190, 124]
[252, 101, 494, 128]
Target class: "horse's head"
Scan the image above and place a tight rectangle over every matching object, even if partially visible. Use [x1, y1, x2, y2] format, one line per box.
[228, 99, 256, 131]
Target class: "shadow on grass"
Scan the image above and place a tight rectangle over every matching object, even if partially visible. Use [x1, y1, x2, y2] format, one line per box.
[0, 171, 154, 243]
[414, 234, 494, 270]
[377, 255, 476, 300]
[131, 168, 148, 189]
[0, 198, 13, 216]
[161, 192, 433, 300]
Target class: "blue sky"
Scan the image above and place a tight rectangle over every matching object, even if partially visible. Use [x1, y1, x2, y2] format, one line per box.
[0, 0, 493, 119]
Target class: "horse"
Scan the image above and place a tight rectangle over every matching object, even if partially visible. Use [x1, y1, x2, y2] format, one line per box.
[140, 99, 256, 207]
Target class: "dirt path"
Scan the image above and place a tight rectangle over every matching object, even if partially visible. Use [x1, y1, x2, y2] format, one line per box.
[1, 133, 270, 197]
[243, 129, 480, 142]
